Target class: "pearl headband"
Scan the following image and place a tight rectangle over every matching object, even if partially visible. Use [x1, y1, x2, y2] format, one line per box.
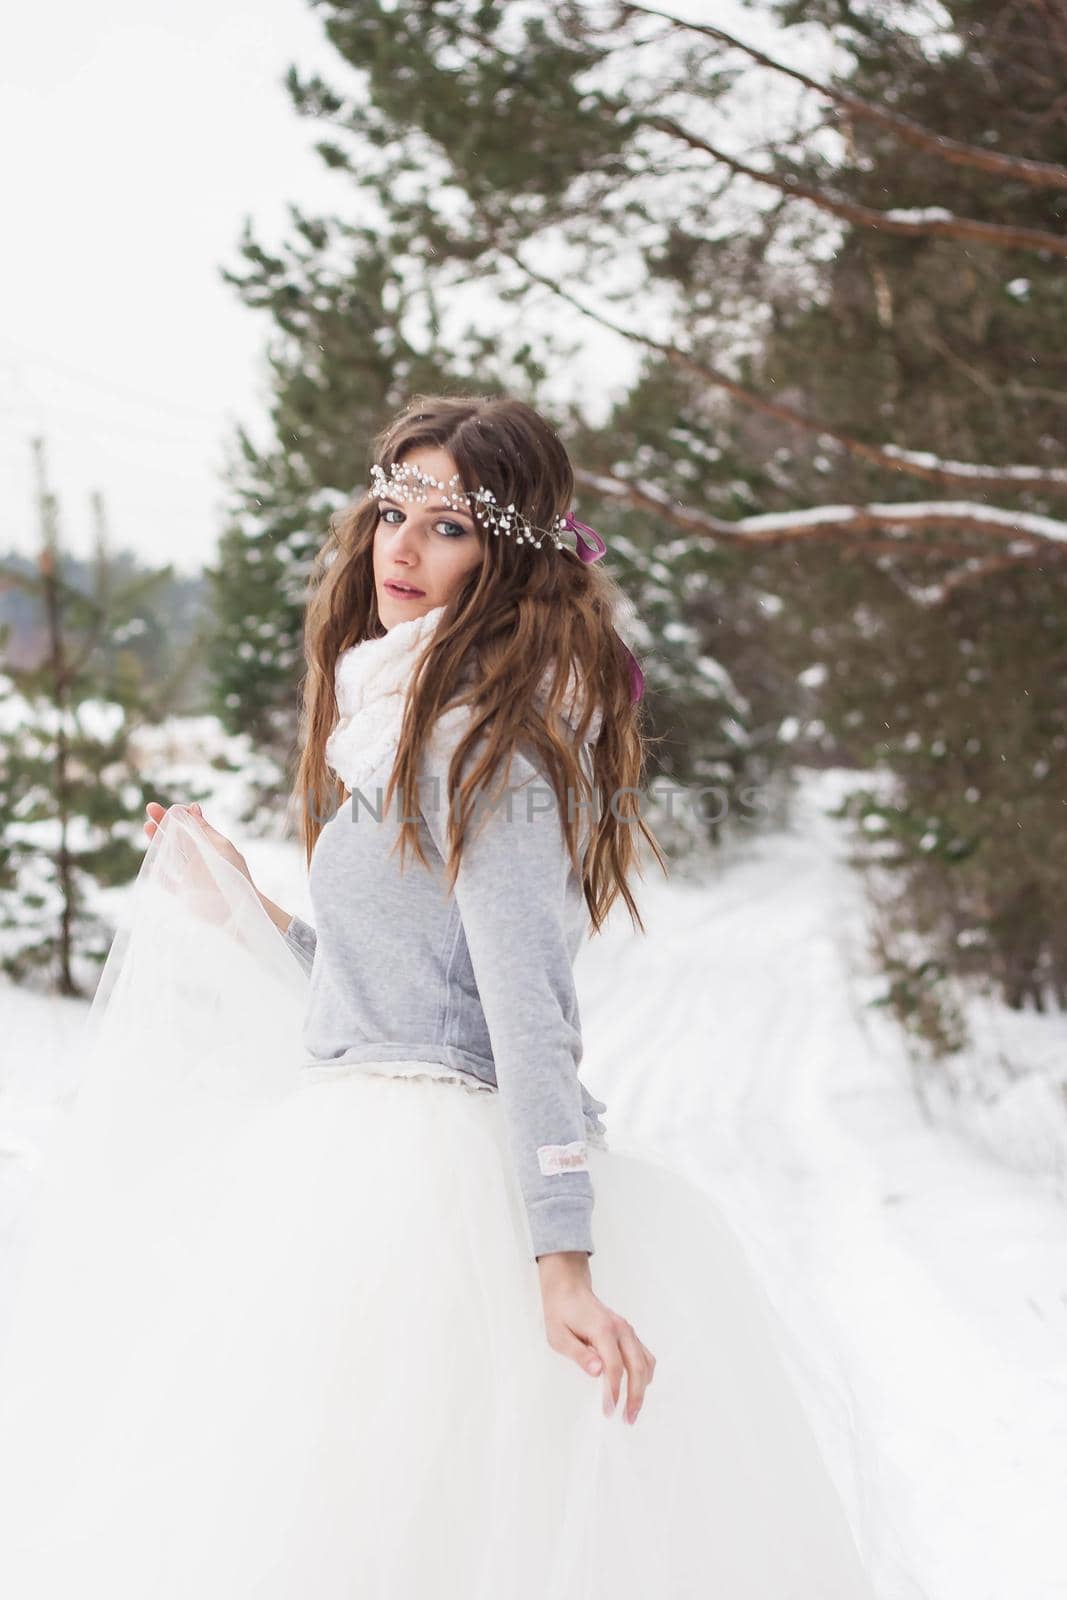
[369, 460, 607, 560]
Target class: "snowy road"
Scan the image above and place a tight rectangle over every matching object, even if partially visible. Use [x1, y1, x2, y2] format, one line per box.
[576, 769, 1067, 1600]
[2, 767, 1064, 1598]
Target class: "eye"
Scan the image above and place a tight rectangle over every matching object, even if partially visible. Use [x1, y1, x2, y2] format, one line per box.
[377, 504, 471, 540]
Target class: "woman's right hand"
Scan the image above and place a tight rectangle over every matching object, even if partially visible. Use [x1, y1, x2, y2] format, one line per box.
[143, 802, 253, 890]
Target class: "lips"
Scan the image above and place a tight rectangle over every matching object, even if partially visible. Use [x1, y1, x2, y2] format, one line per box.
[384, 581, 425, 599]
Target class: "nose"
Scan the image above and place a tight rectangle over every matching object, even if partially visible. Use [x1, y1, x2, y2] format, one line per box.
[385, 516, 421, 563]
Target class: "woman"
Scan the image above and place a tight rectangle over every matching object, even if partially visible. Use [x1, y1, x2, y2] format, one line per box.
[0, 395, 879, 1596]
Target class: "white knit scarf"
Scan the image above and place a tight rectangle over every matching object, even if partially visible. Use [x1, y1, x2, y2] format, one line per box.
[324, 605, 603, 794]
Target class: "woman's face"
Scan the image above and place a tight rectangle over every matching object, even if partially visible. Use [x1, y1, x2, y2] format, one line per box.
[372, 446, 484, 630]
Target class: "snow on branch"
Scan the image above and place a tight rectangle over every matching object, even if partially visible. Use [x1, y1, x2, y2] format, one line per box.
[573, 471, 1067, 557]
[619, 4, 1067, 193]
[876, 444, 1067, 487]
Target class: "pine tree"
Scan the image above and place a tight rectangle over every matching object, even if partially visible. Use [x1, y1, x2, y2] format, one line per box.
[751, 0, 1067, 1035]
[0, 442, 188, 995]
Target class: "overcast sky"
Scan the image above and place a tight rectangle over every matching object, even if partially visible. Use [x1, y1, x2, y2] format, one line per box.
[1, 0, 358, 575]
[2, 1, 824, 578]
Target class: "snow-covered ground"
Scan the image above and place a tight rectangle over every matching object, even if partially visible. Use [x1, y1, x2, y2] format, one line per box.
[2, 766, 1064, 1599]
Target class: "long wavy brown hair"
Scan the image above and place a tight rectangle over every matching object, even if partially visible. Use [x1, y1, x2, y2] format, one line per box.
[292, 392, 666, 934]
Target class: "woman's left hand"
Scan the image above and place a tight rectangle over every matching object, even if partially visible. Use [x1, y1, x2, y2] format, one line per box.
[537, 1251, 656, 1425]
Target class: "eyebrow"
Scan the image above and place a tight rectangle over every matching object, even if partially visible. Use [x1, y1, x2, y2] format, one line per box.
[379, 495, 475, 522]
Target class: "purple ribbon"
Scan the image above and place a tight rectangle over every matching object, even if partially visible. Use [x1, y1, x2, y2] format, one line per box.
[559, 510, 645, 704]
[561, 509, 608, 564]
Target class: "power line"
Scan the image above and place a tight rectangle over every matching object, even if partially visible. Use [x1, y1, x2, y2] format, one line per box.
[0, 406, 229, 453]
[0, 333, 247, 423]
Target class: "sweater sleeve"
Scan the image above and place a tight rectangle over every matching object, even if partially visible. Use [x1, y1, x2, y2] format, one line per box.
[419, 716, 595, 1260]
[281, 913, 317, 978]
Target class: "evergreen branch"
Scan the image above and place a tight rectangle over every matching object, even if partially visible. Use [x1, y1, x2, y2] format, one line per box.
[619, 4, 1067, 192]
[501, 249, 1067, 494]
[137, 614, 213, 728]
[633, 111, 1067, 261]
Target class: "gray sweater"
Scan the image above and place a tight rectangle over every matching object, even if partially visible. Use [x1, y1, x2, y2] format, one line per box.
[281, 715, 607, 1259]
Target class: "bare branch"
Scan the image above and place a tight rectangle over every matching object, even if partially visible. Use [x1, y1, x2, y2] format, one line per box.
[619, 3, 1067, 192]
[638, 112, 1067, 260]
[503, 251, 1067, 494]
[934, 550, 1042, 599]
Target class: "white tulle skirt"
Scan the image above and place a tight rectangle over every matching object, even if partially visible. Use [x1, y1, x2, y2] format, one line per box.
[0, 810, 879, 1598]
